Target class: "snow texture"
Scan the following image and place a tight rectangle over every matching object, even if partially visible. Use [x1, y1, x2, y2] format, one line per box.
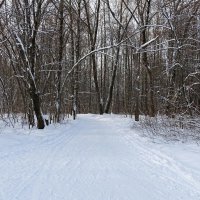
[0, 114, 200, 200]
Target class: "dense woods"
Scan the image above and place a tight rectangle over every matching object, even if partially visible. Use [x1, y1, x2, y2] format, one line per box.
[0, 0, 200, 129]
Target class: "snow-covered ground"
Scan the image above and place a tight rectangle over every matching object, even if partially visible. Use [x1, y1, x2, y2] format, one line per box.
[0, 114, 200, 200]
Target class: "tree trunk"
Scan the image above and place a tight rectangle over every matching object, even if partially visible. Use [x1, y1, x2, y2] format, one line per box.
[55, 0, 64, 122]
[104, 47, 120, 113]
[92, 51, 104, 114]
[30, 83, 45, 129]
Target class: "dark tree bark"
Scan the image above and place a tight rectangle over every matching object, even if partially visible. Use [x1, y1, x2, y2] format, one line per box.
[55, 0, 64, 123]
[84, 0, 104, 114]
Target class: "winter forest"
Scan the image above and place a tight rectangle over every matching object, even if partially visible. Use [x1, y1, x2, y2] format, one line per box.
[0, 0, 200, 129]
[1, 1, 200, 199]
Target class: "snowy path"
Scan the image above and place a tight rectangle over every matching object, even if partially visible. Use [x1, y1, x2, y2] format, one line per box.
[0, 114, 200, 200]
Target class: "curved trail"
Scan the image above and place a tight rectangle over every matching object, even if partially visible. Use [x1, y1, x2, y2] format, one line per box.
[0, 114, 200, 200]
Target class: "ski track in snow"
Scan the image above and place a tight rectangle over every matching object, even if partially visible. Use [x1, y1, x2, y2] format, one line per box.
[0, 114, 200, 200]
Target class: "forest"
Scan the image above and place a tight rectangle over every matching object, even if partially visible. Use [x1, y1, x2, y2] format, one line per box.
[1, 1, 200, 199]
[0, 0, 200, 129]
